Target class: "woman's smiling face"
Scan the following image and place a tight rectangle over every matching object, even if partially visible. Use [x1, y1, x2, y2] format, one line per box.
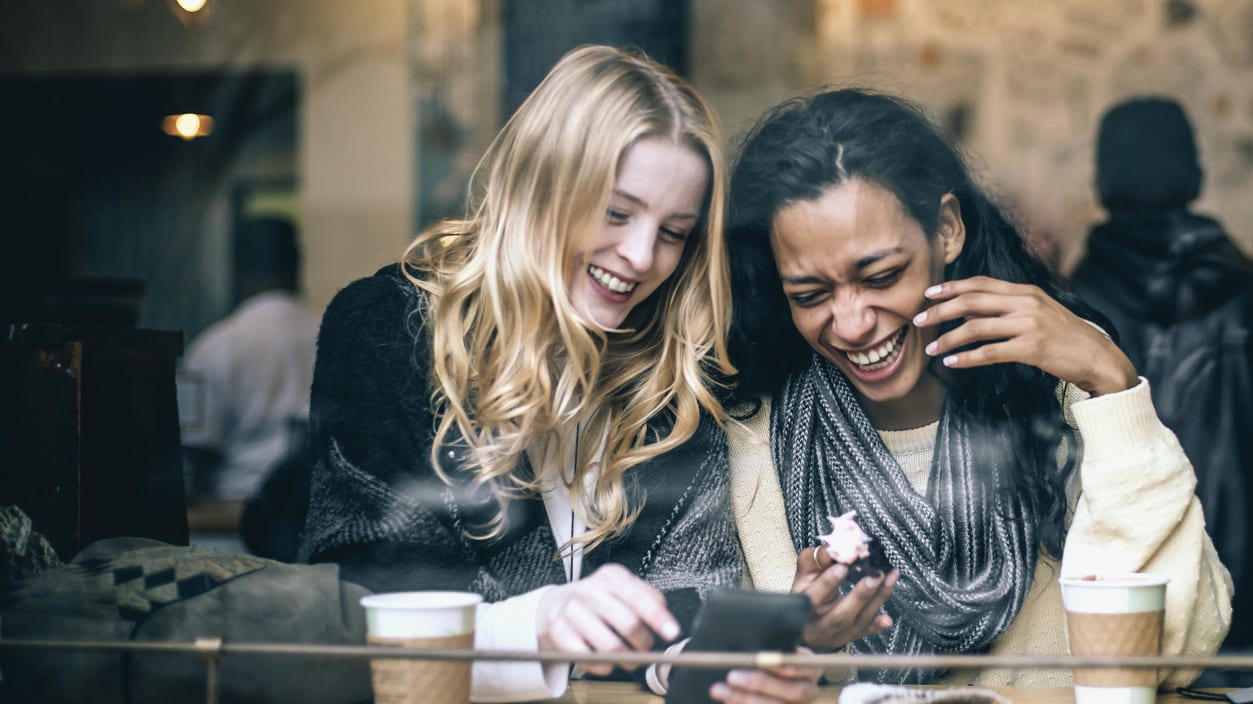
[566, 136, 708, 330]
[770, 178, 964, 429]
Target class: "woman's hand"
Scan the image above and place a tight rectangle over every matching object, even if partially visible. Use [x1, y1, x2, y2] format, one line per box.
[792, 547, 896, 652]
[914, 276, 1139, 397]
[536, 563, 680, 675]
[710, 647, 823, 704]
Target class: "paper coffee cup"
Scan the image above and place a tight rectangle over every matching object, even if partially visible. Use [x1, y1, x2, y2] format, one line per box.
[1059, 573, 1168, 704]
[360, 591, 483, 704]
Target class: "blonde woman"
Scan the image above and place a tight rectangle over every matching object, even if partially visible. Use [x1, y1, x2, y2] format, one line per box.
[301, 46, 819, 704]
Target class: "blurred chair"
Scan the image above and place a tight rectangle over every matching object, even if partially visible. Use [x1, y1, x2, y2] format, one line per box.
[0, 323, 188, 560]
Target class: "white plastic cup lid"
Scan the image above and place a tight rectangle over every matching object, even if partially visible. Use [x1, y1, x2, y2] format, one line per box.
[1059, 573, 1169, 613]
[361, 591, 483, 639]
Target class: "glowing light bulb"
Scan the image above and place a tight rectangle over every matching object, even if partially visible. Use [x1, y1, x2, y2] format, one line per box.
[161, 113, 214, 140]
[177, 0, 208, 12]
[174, 113, 201, 140]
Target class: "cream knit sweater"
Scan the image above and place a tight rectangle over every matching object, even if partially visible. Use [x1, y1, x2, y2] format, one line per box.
[729, 378, 1232, 688]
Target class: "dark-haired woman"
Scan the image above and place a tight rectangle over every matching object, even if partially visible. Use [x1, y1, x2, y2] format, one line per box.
[724, 87, 1231, 688]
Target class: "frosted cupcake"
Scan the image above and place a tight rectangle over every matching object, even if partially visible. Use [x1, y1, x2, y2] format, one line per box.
[816, 510, 892, 584]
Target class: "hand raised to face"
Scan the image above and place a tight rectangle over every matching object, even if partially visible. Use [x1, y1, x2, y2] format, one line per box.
[913, 275, 1138, 397]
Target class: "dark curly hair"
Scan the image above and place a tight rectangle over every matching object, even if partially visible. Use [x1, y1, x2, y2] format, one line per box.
[727, 88, 1112, 556]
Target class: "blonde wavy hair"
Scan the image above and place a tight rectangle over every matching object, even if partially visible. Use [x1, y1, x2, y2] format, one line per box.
[402, 44, 734, 552]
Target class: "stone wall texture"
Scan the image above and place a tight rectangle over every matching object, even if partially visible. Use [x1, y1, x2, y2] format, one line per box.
[690, 0, 1253, 269]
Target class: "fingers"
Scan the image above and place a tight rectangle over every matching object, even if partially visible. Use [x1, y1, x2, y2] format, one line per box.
[926, 318, 1030, 369]
[796, 545, 832, 573]
[912, 277, 1138, 393]
[850, 570, 897, 636]
[593, 565, 681, 642]
[921, 275, 1025, 302]
[911, 278, 1042, 370]
[541, 605, 617, 675]
[565, 592, 652, 663]
[709, 648, 823, 704]
[792, 558, 847, 611]
[839, 571, 895, 634]
[914, 278, 1043, 330]
[536, 563, 679, 675]
[799, 569, 898, 651]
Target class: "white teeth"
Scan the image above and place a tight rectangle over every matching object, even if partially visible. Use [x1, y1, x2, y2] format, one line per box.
[845, 328, 906, 371]
[588, 265, 637, 293]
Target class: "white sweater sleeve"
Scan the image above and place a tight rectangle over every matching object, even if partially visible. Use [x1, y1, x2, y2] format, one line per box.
[471, 586, 570, 703]
[1062, 377, 1233, 687]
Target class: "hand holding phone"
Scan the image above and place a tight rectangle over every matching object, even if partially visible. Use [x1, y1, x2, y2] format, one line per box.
[666, 589, 813, 704]
[537, 564, 679, 676]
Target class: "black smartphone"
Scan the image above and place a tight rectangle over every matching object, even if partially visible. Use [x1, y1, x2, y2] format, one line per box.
[665, 589, 812, 704]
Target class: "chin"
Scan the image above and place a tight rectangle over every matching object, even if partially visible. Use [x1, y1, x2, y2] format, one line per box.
[596, 315, 627, 330]
[582, 307, 626, 330]
[839, 357, 924, 404]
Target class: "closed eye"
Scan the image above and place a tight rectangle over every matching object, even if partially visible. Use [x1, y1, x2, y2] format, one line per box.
[864, 268, 903, 287]
[606, 208, 629, 224]
[787, 290, 825, 307]
[660, 227, 689, 243]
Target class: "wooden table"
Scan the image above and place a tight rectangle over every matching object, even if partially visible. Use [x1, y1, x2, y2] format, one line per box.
[553, 681, 1220, 703]
[185, 497, 245, 532]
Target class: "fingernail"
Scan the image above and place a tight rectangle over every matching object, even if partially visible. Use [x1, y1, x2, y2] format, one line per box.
[710, 683, 730, 699]
[661, 621, 680, 640]
[925, 285, 942, 297]
[943, 355, 958, 367]
[913, 311, 927, 325]
[727, 670, 749, 686]
[925, 341, 937, 355]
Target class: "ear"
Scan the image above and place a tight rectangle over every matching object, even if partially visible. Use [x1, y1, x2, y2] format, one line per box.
[936, 193, 966, 265]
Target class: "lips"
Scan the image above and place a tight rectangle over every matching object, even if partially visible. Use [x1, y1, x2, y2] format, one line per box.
[842, 327, 907, 371]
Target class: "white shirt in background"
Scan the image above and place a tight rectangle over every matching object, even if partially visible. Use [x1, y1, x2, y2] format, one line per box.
[178, 290, 319, 499]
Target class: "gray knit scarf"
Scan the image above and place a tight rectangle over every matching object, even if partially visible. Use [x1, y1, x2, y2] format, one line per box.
[772, 354, 1038, 684]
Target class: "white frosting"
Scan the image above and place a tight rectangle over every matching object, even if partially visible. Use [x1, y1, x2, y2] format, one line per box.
[817, 510, 871, 565]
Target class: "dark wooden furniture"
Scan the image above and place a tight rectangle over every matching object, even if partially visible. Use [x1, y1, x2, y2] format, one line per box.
[0, 323, 188, 560]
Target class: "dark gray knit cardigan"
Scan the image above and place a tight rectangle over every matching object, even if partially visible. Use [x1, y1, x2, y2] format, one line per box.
[299, 265, 742, 636]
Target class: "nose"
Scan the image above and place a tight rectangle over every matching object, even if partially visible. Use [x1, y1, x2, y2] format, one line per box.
[614, 222, 656, 274]
[829, 292, 876, 345]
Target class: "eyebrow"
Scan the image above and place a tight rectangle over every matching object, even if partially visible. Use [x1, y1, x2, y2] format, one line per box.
[854, 247, 905, 269]
[611, 189, 699, 221]
[779, 247, 906, 285]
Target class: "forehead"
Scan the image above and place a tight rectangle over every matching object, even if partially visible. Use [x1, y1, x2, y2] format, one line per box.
[616, 136, 705, 180]
[769, 179, 926, 274]
[612, 137, 708, 210]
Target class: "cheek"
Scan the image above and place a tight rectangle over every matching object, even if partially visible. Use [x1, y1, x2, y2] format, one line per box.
[893, 272, 932, 314]
[915, 322, 941, 348]
[789, 306, 823, 341]
[656, 244, 686, 283]
[564, 256, 585, 294]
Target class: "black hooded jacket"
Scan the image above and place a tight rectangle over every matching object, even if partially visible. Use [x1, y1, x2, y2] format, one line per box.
[1072, 209, 1253, 646]
[1074, 211, 1252, 356]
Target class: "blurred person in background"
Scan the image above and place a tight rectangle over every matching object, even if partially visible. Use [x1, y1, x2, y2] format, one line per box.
[179, 216, 319, 556]
[1070, 95, 1253, 654]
